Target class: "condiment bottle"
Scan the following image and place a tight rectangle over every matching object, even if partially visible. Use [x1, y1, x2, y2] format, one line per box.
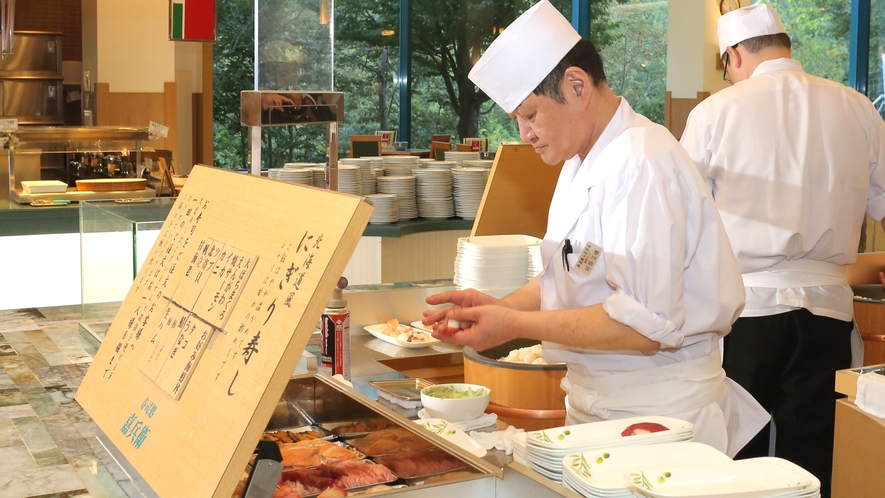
[320, 276, 350, 380]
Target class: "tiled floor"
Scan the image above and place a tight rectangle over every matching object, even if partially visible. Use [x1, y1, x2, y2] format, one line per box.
[0, 306, 145, 498]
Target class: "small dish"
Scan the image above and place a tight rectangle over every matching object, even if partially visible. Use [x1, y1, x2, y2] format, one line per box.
[364, 323, 440, 349]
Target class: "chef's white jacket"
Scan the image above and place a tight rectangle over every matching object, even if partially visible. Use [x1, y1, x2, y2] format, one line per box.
[681, 58, 885, 322]
[541, 98, 744, 371]
[539, 99, 764, 456]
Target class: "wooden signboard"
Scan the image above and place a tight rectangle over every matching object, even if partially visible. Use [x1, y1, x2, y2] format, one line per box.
[471, 143, 563, 240]
[76, 166, 373, 497]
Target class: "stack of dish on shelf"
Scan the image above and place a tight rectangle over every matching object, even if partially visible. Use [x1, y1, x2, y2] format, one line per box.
[454, 235, 543, 298]
[268, 168, 313, 186]
[376, 175, 418, 220]
[363, 193, 400, 224]
[451, 168, 490, 219]
[525, 416, 695, 484]
[413, 168, 455, 219]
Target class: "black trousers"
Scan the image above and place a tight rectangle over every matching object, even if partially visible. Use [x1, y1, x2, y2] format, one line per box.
[723, 309, 852, 498]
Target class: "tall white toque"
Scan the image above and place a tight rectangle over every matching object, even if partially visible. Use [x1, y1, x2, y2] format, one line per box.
[468, 0, 581, 113]
[717, 4, 786, 57]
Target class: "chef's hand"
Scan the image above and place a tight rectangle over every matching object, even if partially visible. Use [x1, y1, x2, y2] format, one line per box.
[430, 304, 515, 351]
[422, 288, 499, 331]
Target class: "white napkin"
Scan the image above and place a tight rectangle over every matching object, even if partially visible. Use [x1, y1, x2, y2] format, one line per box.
[468, 425, 525, 455]
[855, 371, 885, 419]
[417, 409, 498, 431]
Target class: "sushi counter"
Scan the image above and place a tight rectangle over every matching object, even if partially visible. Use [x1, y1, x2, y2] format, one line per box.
[83, 282, 580, 498]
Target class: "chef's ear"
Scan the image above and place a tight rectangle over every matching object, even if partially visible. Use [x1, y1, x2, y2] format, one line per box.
[564, 68, 585, 97]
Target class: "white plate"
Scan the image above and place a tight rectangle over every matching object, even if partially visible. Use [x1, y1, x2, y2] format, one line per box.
[413, 418, 487, 458]
[364, 323, 440, 349]
[527, 416, 693, 449]
[563, 442, 732, 491]
[623, 458, 813, 498]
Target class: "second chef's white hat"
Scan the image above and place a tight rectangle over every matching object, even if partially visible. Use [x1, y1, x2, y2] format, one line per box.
[717, 4, 786, 57]
[468, 0, 581, 113]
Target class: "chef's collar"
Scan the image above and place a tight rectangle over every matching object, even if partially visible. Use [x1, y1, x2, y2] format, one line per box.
[750, 58, 803, 79]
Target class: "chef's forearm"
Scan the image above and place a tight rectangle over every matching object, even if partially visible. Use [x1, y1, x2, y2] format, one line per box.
[499, 275, 542, 311]
[506, 304, 661, 352]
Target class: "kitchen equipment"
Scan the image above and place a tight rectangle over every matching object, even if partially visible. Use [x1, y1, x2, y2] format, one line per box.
[464, 339, 567, 431]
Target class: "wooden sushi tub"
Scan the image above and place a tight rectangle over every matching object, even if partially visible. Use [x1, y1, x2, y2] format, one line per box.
[464, 339, 567, 431]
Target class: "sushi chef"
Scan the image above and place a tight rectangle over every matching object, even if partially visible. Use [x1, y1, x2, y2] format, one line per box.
[422, 0, 768, 457]
[679, 5, 885, 493]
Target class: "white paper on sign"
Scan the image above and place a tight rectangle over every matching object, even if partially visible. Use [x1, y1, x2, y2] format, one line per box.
[0, 118, 18, 132]
[149, 121, 170, 139]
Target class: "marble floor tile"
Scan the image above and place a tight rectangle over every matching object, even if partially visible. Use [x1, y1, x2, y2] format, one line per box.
[0, 369, 16, 389]
[31, 367, 69, 389]
[0, 464, 86, 498]
[41, 414, 94, 459]
[2, 357, 39, 385]
[34, 305, 81, 323]
[68, 455, 128, 498]
[0, 446, 37, 472]
[19, 382, 62, 418]
[0, 310, 42, 334]
[12, 416, 60, 456]
[0, 418, 24, 447]
[58, 403, 95, 440]
[0, 334, 16, 356]
[74, 330, 101, 360]
[7, 342, 51, 371]
[0, 404, 37, 420]
[0, 388, 28, 407]
[46, 386, 76, 407]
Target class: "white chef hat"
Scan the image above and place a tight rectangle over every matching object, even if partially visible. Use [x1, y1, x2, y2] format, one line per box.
[468, 0, 581, 113]
[717, 4, 786, 57]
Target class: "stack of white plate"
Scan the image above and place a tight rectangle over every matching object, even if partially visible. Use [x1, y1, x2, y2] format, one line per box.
[451, 167, 489, 219]
[360, 156, 384, 171]
[414, 169, 455, 219]
[425, 160, 456, 170]
[454, 235, 542, 298]
[528, 244, 543, 279]
[283, 162, 319, 169]
[335, 165, 362, 195]
[419, 158, 437, 165]
[462, 159, 494, 169]
[307, 167, 326, 188]
[525, 416, 694, 484]
[376, 175, 418, 219]
[623, 457, 821, 498]
[513, 431, 528, 465]
[363, 194, 399, 224]
[268, 168, 313, 185]
[382, 156, 422, 176]
[444, 150, 481, 166]
[560, 442, 731, 498]
[340, 158, 376, 195]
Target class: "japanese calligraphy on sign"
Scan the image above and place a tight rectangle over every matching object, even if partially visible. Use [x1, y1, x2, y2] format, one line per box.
[74, 166, 374, 498]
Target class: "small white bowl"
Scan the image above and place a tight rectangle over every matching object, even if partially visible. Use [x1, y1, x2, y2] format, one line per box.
[420, 383, 490, 422]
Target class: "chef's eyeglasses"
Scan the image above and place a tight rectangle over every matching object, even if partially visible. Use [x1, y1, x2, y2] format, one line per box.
[722, 44, 739, 84]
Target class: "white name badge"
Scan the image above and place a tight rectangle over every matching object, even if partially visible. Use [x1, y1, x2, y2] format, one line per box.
[574, 240, 603, 275]
[149, 121, 169, 139]
[0, 118, 18, 132]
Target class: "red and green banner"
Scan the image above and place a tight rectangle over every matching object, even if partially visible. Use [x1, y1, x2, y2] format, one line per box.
[170, 0, 216, 42]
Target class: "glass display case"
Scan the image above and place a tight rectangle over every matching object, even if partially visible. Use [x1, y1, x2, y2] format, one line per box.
[7, 126, 154, 203]
[80, 198, 175, 339]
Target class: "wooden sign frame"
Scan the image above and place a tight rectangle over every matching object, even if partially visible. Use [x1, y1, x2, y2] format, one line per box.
[77, 166, 373, 497]
[470, 143, 563, 240]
